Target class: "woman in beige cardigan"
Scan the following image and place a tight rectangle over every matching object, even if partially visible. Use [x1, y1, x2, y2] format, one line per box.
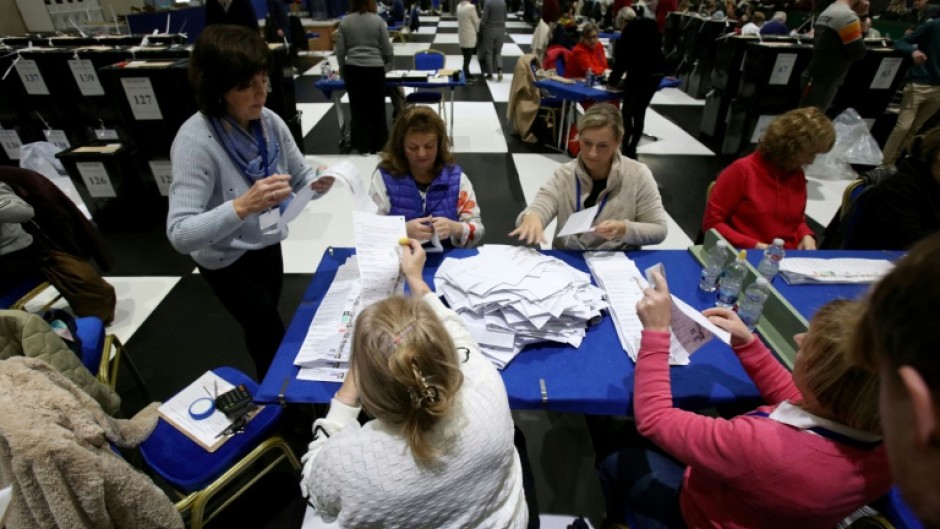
[510, 104, 668, 250]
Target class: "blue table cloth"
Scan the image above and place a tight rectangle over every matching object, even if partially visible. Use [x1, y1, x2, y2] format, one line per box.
[257, 248, 768, 415]
[314, 72, 466, 99]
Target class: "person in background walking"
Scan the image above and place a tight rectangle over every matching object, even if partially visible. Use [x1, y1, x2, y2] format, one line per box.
[458, 0, 481, 82]
[479, 0, 508, 80]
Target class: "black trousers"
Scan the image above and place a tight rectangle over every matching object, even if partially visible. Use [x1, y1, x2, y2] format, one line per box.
[621, 75, 664, 157]
[461, 47, 476, 80]
[345, 64, 389, 153]
[198, 243, 285, 380]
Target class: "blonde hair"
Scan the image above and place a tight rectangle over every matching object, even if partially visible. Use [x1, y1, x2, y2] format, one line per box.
[577, 103, 625, 141]
[379, 106, 456, 177]
[757, 107, 835, 169]
[350, 296, 464, 463]
[797, 300, 880, 434]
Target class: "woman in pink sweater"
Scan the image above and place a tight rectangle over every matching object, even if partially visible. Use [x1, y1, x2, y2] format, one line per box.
[597, 270, 892, 529]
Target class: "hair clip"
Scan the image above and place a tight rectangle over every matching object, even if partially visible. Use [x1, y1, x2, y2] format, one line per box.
[393, 319, 417, 344]
[408, 362, 440, 409]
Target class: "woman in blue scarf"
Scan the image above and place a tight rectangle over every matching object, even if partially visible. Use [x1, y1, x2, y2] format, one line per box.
[167, 25, 334, 378]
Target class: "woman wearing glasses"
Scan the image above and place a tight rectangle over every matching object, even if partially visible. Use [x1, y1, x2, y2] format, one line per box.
[565, 22, 608, 80]
[167, 25, 335, 378]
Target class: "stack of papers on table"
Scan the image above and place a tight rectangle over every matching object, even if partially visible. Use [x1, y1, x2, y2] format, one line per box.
[433, 245, 608, 369]
[779, 258, 894, 284]
[585, 252, 730, 365]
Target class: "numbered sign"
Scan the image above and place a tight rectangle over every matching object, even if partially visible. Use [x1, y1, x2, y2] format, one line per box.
[870, 57, 902, 90]
[15, 59, 50, 95]
[768, 54, 797, 86]
[44, 129, 71, 151]
[750, 115, 777, 143]
[76, 162, 117, 198]
[120, 77, 163, 120]
[68, 59, 105, 96]
[148, 159, 173, 196]
[0, 129, 23, 160]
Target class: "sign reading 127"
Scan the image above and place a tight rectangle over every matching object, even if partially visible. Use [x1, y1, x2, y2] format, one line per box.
[120, 77, 163, 121]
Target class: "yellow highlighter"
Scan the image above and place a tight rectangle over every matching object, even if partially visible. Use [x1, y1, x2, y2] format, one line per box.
[398, 237, 410, 245]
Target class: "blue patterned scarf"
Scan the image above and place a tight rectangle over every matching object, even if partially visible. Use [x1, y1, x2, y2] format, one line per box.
[209, 114, 290, 212]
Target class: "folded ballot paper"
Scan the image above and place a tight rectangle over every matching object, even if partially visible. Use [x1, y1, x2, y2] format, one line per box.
[585, 252, 730, 365]
[778, 258, 894, 285]
[433, 245, 608, 369]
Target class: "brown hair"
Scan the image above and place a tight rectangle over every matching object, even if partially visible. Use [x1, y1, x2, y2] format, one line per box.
[797, 300, 880, 433]
[350, 0, 378, 13]
[542, 0, 561, 23]
[752, 11, 766, 24]
[379, 107, 455, 177]
[189, 24, 271, 117]
[581, 22, 600, 43]
[911, 125, 940, 165]
[350, 296, 464, 463]
[757, 107, 836, 169]
[578, 103, 625, 141]
[850, 233, 940, 400]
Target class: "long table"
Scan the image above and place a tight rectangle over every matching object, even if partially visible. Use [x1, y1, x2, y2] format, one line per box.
[315, 72, 466, 148]
[257, 247, 769, 415]
[534, 78, 626, 152]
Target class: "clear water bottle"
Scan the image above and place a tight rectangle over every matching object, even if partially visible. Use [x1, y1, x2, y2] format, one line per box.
[322, 60, 333, 80]
[756, 238, 786, 282]
[585, 69, 595, 87]
[716, 250, 748, 308]
[698, 239, 730, 292]
[737, 277, 770, 331]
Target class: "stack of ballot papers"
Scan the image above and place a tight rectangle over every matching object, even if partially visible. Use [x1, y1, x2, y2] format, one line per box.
[433, 245, 608, 369]
[585, 252, 730, 365]
[779, 258, 894, 284]
[293, 213, 406, 382]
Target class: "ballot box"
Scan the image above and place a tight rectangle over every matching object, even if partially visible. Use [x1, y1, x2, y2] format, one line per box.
[98, 58, 196, 159]
[737, 41, 813, 111]
[829, 43, 909, 119]
[57, 144, 165, 230]
[663, 12, 685, 58]
[721, 101, 786, 156]
[700, 89, 731, 139]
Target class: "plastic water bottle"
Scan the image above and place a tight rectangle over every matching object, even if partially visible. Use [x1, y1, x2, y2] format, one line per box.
[737, 277, 770, 331]
[716, 250, 748, 308]
[756, 238, 786, 282]
[698, 239, 730, 292]
[585, 69, 595, 87]
[321, 61, 333, 80]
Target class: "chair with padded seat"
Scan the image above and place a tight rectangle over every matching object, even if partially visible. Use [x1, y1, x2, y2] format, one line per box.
[405, 49, 448, 122]
[73, 314, 149, 400]
[139, 366, 300, 529]
[0, 273, 60, 312]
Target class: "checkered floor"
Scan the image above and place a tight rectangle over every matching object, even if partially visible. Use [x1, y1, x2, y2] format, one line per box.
[10, 13, 851, 527]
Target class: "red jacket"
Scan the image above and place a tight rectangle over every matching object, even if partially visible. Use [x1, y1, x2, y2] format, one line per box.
[656, 0, 678, 32]
[635, 331, 892, 529]
[564, 41, 608, 79]
[702, 152, 815, 249]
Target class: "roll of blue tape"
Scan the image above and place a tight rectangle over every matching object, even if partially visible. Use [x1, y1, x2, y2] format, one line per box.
[188, 397, 215, 420]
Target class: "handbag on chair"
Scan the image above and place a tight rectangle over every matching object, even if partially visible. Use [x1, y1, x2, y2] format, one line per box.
[41, 249, 117, 325]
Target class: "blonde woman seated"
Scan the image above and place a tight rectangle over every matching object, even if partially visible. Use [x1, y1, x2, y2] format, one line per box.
[510, 104, 668, 250]
[370, 107, 484, 248]
[300, 240, 528, 528]
[598, 275, 892, 528]
[702, 107, 834, 250]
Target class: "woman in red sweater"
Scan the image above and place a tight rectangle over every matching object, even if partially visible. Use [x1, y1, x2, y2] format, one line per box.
[565, 22, 609, 79]
[702, 107, 835, 250]
[597, 270, 891, 529]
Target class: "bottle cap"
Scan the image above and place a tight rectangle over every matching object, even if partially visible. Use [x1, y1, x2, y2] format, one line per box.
[716, 240, 728, 247]
[737, 250, 747, 260]
[772, 238, 784, 246]
[754, 277, 769, 286]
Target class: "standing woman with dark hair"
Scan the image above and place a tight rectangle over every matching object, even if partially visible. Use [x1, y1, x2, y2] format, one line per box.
[608, 6, 665, 158]
[300, 241, 528, 528]
[167, 25, 335, 378]
[335, 0, 394, 154]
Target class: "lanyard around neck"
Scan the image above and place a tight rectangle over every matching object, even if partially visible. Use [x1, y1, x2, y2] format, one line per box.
[747, 411, 881, 451]
[575, 176, 609, 217]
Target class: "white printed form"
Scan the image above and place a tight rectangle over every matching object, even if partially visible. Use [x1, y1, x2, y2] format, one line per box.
[556, 204, 600, 237]
[295, 257, 362, 381]
[279, 160, 373, 231]
[353, 211, 406, 308]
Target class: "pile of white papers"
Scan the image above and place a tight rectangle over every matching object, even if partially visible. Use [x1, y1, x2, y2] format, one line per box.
[585, 252, 730, 365]
[433, 245, 608, 369]
[293, 213, 406, 382]
[779, 258, 894, 284]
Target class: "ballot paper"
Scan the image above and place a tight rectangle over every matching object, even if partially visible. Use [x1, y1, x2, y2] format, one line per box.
[556, 205, 599, 237]
[278, 161, 373, 231]
[779, 258, 894, 284]
[293, 257, 362, 375]
[353, 212, 406, 308]
[434, 245, 607, 368]
[585, 252, 729, 365]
